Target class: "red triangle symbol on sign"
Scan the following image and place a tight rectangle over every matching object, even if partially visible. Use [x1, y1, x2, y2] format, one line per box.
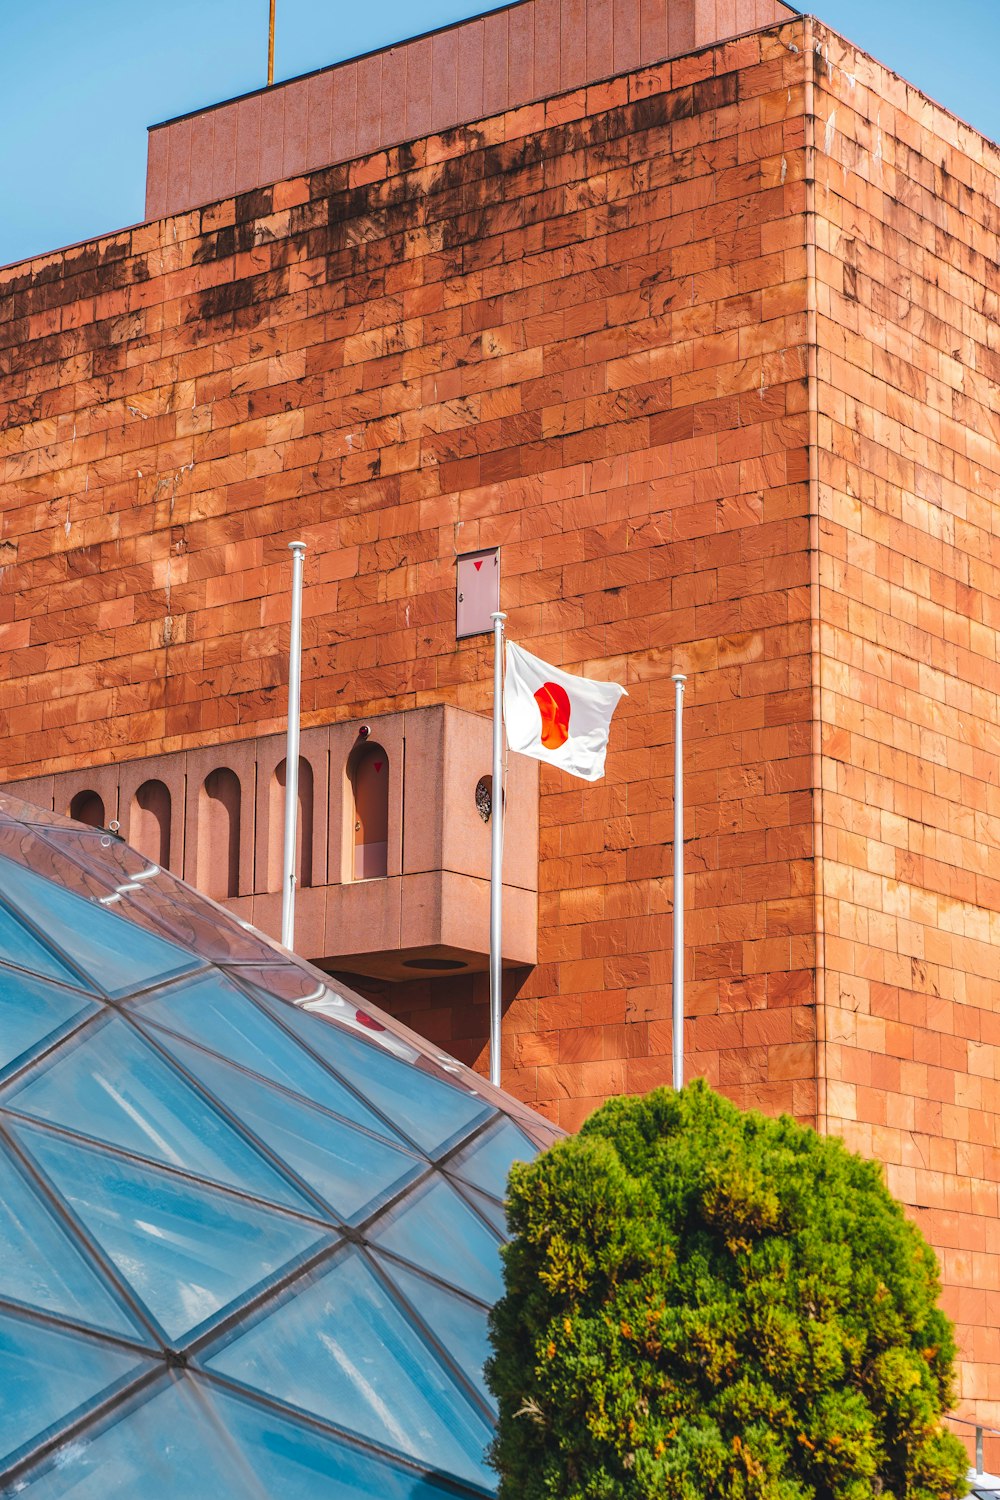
[374, 761, 383, 772]
[474, 559, 483, 571]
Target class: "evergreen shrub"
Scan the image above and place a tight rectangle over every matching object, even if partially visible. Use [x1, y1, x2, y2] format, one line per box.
[487, 1081, 968, 1500]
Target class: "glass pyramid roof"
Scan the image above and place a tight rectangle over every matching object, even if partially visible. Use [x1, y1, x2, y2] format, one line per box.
[0, 790, 558, 1498]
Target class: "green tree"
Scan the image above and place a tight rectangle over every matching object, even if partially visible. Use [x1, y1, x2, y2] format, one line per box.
[487, 1081, 968, 1500]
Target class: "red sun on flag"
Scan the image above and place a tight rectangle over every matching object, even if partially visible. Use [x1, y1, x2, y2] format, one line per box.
[534, 681, 571, 749]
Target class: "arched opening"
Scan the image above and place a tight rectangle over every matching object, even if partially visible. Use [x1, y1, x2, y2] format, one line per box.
[197, 768, 241, 900]
[268, 758, 314, 891]
[131, 780, 171, 868]
[69, 790, 105, 829]
[349, 743, 389, 881]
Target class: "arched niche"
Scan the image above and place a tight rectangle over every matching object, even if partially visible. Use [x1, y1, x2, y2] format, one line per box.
[131, 780, 171, 868]
[197, 768, 241, 900]
[69, 790, 105, 829]
[268, 758, 314, 891]
[348, 742, 389, 881]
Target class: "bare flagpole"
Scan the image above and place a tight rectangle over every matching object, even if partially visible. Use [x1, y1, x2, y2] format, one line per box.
[281, 541, 307, 949]
[267, 0, 276, 85]
[672, 673, 686, 1090]
[489, 611, 507, 1087]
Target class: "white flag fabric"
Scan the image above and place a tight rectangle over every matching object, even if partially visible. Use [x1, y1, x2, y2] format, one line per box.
[503, 642, 627, 782]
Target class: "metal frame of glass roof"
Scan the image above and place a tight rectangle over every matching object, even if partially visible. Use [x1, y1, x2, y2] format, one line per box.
[0, 788, 558, 1497]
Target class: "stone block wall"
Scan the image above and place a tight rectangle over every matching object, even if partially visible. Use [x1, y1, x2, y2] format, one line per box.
[0, 21, 814, 1131]
[807, 23, 1000, 1424]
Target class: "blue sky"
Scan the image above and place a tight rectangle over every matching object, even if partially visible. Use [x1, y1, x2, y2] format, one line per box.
[1, 0, 997, 267]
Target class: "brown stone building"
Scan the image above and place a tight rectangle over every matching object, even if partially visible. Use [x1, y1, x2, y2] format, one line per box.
[1, 0, 998, 1445]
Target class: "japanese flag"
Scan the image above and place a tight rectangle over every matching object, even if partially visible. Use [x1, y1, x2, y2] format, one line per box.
[503, 642, 627, 782]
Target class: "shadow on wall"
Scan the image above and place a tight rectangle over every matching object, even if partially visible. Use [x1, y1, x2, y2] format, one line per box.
[268, 758, 314, 891]
[68, 789, 105, 828]
[131, 779, 171, 867]
[348, 741, 388, 881]
[197, 767, 242, 900]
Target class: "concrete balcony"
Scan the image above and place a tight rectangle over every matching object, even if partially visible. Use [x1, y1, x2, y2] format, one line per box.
[7, 705, 538, 982]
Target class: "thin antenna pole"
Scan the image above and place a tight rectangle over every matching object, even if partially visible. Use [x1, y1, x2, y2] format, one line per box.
[281, 541, 306, 949]
[489, 611, 507, 1087]
[672, 673, 687, 1090]
[267, 0, 276, 85]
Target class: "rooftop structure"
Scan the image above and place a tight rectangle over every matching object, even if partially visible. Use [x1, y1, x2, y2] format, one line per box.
[145, 0, 796, 220]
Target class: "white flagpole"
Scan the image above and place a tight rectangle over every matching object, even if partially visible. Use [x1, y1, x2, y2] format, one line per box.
[489, 611, 507, 1087]
[281, 541, 307, 949]
[672, 672, 686, 1090]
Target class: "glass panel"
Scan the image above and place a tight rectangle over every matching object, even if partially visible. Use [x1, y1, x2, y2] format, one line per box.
[232, 970, 556, 1161]
[379, 1257, 495, 1408]
[504, 1112, 561, 1154]
[0, 970, 98, 1080]
[147, 1032, 423, 1225]
[43, 827, 281, 966]
[268, 975, 558, 1155]
[2, 1013, 312, 1214]
[8, 1374, 270, 1499]
[0, 903, 95, 992]
[458, 1183, 507, 1236]
[43, 827, 166, 888]
[129, 974, 402, 1141]
[11, 1374, 477, 1500]
[370, 1176, 504, 1305]
[0, 791, 79, 828]
[299, 992, 431, 1062]
[223, 965, 334, 1005]
[0, 824, 114, 904]
[256, 998, 493, 1156]
[205, 1249, 493, 1489]
[0, 854, 197, 996]
[240, 968, 488, 1091]
[447, 1117, 537, 1199]
[241, 972, 428, 1063]
[10, 1122, 336, 1344]
[210, 1380, 485, 1500]
[0, 1145, 145, 1340]
[0, 827, 203, 980]
[0, 1305, 149, 1471]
